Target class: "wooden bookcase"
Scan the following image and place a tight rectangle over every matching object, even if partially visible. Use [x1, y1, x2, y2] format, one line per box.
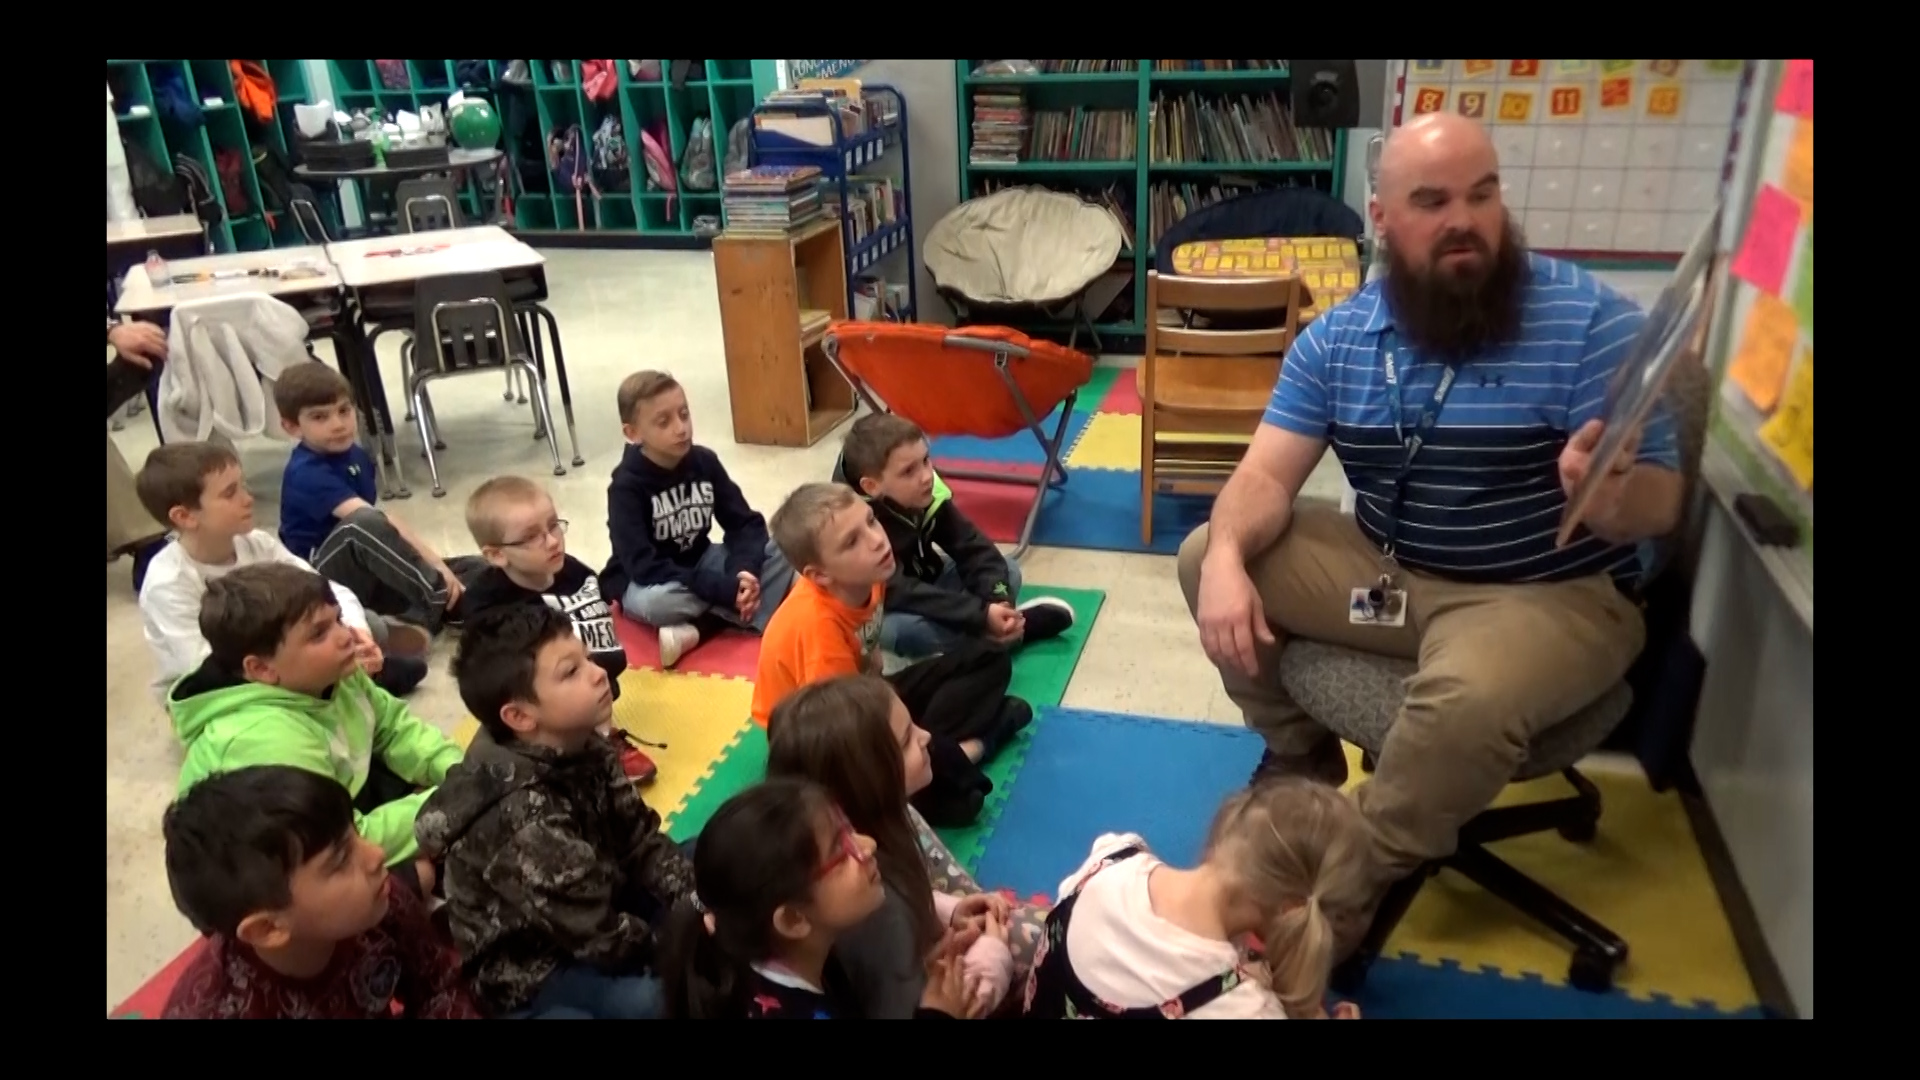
[713, 217, 856, 447]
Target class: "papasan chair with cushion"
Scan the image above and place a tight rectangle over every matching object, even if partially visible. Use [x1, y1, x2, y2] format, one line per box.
[1282, 221, 1720, 997]
[924, 186, 1129, 355]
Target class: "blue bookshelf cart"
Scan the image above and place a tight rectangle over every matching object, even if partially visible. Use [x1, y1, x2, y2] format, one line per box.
[747, 84, 919, 322]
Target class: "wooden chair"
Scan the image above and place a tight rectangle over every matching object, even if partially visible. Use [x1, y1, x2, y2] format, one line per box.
[1138, 271, 1303, 544]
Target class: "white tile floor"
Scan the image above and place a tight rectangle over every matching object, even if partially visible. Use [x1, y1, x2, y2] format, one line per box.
[102, 248, 1351, 1010]
[104, 252, 1665, 1011]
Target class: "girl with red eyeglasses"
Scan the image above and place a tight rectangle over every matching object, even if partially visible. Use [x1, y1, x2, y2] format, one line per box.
[660, 778, 983, 1019]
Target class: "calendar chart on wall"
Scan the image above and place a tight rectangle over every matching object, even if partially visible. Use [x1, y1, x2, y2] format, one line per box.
[1392, 60, 1748, 262]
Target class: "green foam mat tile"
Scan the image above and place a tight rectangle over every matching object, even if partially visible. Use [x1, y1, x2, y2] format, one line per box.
[1006, 586, 1104, 708]
[666, 724, 768, 842]
[1076, 366, 1120, 412]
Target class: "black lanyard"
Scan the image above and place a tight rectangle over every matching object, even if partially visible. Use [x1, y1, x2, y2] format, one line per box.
[1380, 348, 1458, 563]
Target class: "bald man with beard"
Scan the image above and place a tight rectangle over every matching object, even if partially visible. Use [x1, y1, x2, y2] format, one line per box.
[1178, 113, 1685, 912]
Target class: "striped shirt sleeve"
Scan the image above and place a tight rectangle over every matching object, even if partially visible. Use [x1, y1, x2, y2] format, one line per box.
[1262, 316, 1333, 439]
[1567, 293, 1681, 470]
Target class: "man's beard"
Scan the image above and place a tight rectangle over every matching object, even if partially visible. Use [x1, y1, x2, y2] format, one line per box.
[1382, 214, 1528, 360]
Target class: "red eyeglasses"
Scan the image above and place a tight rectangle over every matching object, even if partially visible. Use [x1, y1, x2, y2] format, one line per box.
[814, 805, 873, 880]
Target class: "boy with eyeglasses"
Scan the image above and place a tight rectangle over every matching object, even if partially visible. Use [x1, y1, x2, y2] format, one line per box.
[462, 475, 657, 783]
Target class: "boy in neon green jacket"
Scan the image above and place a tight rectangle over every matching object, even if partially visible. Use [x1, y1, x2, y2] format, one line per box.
[168, 562, 464, 894]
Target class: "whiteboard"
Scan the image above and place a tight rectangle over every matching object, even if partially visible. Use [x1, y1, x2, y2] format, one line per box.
[1700, 59, 1813, 617]
[1388, 61, 1747, 261]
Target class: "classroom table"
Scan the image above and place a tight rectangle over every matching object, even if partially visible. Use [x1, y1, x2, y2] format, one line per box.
[1167, 236, 1365, 322]
[296, 147, 506, 235]
[327, 227, 565, 498]
[112, 247, 382, 461]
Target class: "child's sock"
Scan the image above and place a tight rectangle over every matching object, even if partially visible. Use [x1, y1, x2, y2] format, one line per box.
[659, 612, 734, 668]
[1015, 597, 1076, 644]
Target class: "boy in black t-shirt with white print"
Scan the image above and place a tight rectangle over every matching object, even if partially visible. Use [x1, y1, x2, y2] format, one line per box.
[462, 475, 659, 784]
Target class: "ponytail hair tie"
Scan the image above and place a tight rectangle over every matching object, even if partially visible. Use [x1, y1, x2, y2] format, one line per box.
[691, 892, 709, 913]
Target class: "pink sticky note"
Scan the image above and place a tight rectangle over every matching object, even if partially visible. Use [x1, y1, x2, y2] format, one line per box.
[1776, 59, 1813, 119]
[1732, 184, 1802, 296]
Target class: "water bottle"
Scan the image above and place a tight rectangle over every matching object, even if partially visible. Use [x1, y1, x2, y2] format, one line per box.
[145, 249, 170, 287]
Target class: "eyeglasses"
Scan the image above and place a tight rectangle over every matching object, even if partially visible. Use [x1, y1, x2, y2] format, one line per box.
[813, 805, 872, 880]
[502, 519, 569, 547]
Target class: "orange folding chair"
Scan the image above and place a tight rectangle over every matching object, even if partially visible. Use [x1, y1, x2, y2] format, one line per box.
[822, 322, 1095, 557]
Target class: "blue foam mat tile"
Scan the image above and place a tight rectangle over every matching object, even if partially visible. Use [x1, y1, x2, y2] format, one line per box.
[929, 406, 1089, 468]
[973, 709, 1262, 897]
[1349, 957, 1766, 1019]
[1028, 469, 1212, 555]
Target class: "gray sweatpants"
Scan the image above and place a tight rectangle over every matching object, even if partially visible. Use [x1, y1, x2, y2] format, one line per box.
[311, 506, 484, 634]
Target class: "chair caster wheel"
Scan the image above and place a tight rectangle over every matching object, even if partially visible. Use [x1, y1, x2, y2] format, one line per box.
[431, 486, 448, 499]
[1360, 752, 1377, 774]
[1558, 818, 1598, 843]
[1567, 946, 1621, 993]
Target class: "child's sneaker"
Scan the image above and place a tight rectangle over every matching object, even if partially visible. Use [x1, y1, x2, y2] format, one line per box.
[1016, 596, 1076, 643]
[658, 624, 700, 668]
[604, 728, 659, 784]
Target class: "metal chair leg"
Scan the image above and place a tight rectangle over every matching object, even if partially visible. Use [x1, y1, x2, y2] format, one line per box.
[418, 387, 446, 452]
[400, 337, 417, 422]
[412, 380, 447, 498]
[531, 304, 585, 466]
[522, 360, 566, 478]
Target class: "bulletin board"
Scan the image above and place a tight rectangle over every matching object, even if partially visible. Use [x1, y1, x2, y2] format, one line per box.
[1705, 59, 1812, 567]
[1389, 61, 1750, 264]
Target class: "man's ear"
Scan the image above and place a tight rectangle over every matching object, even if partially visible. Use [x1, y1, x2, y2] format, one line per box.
[234, 910, 291, 951]
[240, 653, 279, 685]
[771, 902, 813, 944]
[1367, 194, 1385, 237]
[856, 475, 882, 498]
[499, 701, 541, 736]
[279, 417, 303, 439]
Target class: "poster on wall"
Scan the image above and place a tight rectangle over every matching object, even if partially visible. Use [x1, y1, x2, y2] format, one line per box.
[788, 60, 869, 82]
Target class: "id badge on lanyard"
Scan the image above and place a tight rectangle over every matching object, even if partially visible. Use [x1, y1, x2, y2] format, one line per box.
[1353, 348, 1458, 629]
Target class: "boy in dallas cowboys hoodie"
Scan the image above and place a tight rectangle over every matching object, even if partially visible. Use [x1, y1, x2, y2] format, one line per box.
[601, 370, 795, 668]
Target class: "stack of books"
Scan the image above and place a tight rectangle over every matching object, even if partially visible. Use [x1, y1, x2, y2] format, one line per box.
[722, 165, 825, 235]
[969, 88, 1028, 167]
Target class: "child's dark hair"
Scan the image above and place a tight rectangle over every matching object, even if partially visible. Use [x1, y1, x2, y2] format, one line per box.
[766, 675, 941, 955]
[272, 362, 355, 424]
[163, 765, 357, 937]
[452, 603, 575, 743]
[841, 413, 927, 484]
[135, 441, 241, 524]
[660, 778, 838, 1019]
[200, 563, 340, 669]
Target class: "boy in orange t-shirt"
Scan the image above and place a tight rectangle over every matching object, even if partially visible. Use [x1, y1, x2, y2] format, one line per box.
[752, 483, 1030, 826]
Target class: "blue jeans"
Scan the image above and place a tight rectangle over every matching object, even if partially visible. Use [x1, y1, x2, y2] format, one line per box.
[621, 540, 794, 634]
[880, 557, 1023, 658]
[514, 966, 664, 1020]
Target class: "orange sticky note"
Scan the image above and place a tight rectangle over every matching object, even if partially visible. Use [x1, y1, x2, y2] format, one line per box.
[1758, 346, 1813, 490]
[1728, 294, 1799, 412]
[1781, 119, 1813, 207]
[1732, 184, 1801, 295]
[1775, 59, 1813, 119]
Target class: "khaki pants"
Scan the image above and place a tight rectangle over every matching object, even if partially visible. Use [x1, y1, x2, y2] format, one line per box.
[106, 433, 166, 559]
[1176, 500, 1645, 881]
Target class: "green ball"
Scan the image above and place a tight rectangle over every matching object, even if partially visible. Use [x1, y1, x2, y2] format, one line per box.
[448, 100, 502, 150]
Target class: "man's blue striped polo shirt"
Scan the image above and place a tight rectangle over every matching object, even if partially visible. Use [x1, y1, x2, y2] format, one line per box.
[1264, 252, 1680, 589]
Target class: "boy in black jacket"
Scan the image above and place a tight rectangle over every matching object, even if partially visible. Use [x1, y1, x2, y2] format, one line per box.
[602, 371, 794, 668]
[834, 414, 1075, 659]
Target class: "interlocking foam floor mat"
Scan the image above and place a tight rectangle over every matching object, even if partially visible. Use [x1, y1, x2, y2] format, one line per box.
[971, 708, 1763, 1019]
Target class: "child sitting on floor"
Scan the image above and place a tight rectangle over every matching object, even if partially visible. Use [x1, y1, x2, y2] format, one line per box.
[1022, 778, 1370, 1020]
[169, 562, 461, 897]
[750, 482, 1032, 828]
[834, 413, 1074, 658]
[459, 474, 658, 784]
[137, 441, 430, 702]
[659, 777, 980, 1020]
[601, 369, 794, 667]
[415, 604, 694, 1019]
[273, 362, 485, 635]
[161, 765, 480, 1020]
[767, 675, 1026, 1019]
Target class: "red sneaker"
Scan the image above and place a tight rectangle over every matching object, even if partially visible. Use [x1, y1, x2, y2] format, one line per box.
[606, 729, 659, 785]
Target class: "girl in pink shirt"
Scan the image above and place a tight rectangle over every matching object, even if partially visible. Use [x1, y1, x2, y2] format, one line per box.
[1022, 779, 1371, 1020]
[768, 675, 1024, 1017]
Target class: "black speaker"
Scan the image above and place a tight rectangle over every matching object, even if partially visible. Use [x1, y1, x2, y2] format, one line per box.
[1289, 60, 1361, 128]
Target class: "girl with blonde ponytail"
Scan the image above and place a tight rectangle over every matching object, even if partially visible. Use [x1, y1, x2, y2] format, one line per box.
[1020, 777, 1370, 1019]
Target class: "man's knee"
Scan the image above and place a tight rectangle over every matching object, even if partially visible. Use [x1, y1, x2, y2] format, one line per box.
[1175, 524, 1211, 612]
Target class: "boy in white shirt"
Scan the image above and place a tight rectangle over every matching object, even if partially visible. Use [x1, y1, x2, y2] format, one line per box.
[135, 442, 431, 701]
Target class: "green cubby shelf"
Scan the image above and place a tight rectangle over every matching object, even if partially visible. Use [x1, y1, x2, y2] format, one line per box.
[954, 60, 1350, 338]
[109, 59, 313, 254]
[329, 60, 756, 242]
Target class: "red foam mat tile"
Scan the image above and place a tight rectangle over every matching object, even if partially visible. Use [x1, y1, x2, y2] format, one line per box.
[612, 608, 761, 679]
[934, 459, 1044, 545]
[112, 937, 208, 1018]
[1097, 367, 1142, 415]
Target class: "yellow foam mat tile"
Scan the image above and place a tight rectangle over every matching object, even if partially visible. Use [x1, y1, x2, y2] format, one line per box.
[1335, 745, 1758, 1009]
[1065, 412, 1143, 471]
[453, 668, 756, 823]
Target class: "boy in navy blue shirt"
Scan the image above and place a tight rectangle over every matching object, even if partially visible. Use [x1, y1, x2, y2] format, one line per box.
[275, 363, 484, 634]
[601, 370, 793, 668]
